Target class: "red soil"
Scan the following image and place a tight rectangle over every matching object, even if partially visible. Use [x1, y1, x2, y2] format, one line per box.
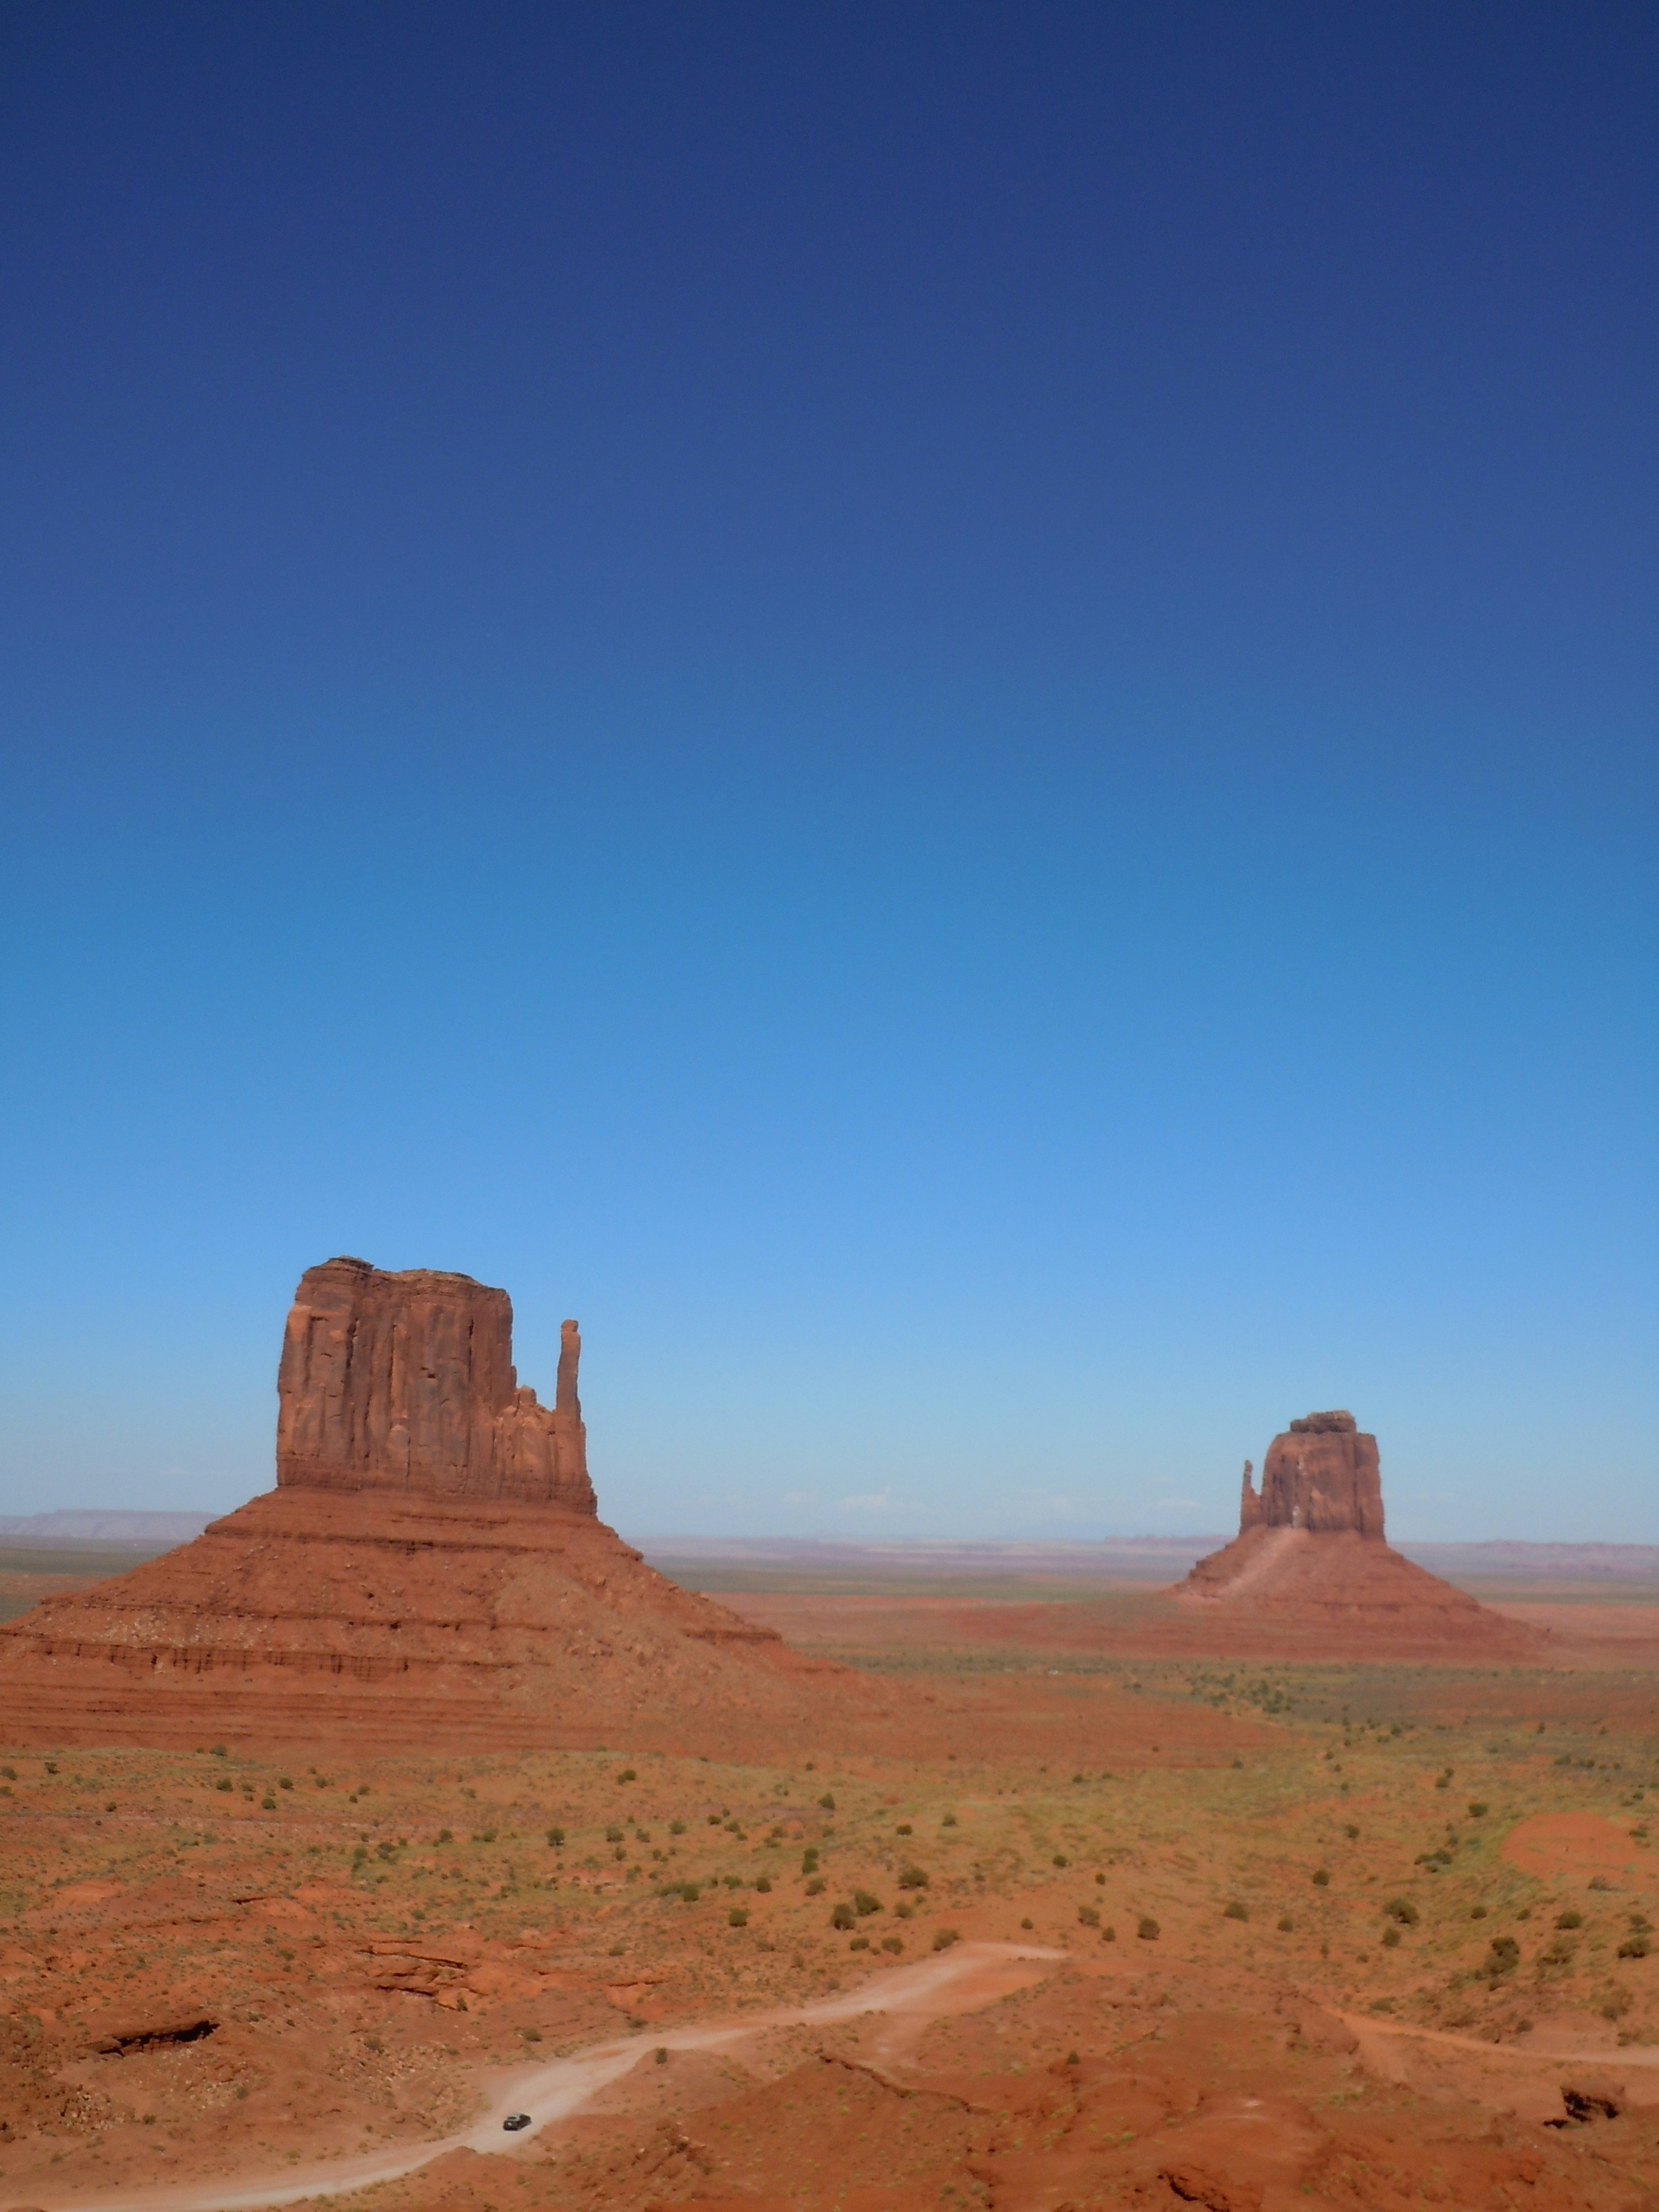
[1502, 1811, 1651, 1887]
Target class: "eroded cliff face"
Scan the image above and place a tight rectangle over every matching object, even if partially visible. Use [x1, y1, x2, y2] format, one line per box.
[275, 1257, 594, 1511]
[1237, 1410, 1384, 1539]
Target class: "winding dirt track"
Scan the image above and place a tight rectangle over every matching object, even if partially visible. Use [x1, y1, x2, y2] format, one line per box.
[43, 1942, 1064, 2212]
[1344, 2011, 1659, 2069]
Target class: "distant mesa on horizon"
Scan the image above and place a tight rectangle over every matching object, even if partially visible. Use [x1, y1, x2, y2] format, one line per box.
[0, 1510, 216, 1548]
[1171, 1409, 1545, 1660]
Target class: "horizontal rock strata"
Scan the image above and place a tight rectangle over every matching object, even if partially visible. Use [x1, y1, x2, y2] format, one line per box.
[0, 1487, 849, 1750]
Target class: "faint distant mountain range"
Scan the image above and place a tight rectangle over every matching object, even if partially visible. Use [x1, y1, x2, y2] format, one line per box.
[0, 1509, 216, 1547]
[2, 1515, 1655, 1584]
[636, 1533, 1659, 1584]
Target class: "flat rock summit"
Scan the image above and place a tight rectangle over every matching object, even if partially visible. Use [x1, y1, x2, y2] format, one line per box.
[0, 1260, 850, 1751]
[1170, 1410, 1544, 1659]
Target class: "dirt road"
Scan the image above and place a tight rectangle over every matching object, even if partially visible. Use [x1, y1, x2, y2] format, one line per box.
[36, 1942, 1063, 2212]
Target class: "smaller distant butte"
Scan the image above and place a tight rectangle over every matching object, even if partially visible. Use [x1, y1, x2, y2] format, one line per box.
[0, 1259, 854, 1753]
[1172, 1411, 1545, 1660]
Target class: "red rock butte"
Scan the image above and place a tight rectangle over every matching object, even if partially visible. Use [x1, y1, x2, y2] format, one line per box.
[0, 1260, 853, 1751]
[275, 1258, 597, 1509]
[1169, 1411, 1544, 1660]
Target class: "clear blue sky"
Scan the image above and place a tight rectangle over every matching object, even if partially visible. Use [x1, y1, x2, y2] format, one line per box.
[1, 3, 1653, 1541]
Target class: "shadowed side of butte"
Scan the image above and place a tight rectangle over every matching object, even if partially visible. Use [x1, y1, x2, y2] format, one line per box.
[0, 1258, 861, 1751]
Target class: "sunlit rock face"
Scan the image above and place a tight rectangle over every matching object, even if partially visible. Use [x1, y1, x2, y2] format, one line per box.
[1239, 1411, 1384, 1539]
[275, 1256, 595, 1512]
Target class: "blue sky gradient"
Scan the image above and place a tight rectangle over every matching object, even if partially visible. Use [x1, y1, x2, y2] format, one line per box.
[2, 3, 1653, 1538]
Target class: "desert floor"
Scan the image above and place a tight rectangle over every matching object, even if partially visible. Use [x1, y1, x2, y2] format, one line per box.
[3, 1554, 1658, 2212]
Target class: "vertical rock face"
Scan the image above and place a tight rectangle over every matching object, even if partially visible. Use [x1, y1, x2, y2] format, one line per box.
[1237, 1411, 1384, 1538]
[275, 1257, 594, 1511]
[1238, 1459, 1262, 1532]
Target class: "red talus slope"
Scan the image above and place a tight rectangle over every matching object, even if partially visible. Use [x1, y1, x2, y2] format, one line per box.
[0, 1486, 851, 1750]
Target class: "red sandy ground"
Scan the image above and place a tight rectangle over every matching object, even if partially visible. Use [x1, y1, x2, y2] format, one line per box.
[4, 1560, 1659, 2212]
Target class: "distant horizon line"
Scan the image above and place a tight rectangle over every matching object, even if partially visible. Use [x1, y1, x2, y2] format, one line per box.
[2, 1507, 1656, 1559]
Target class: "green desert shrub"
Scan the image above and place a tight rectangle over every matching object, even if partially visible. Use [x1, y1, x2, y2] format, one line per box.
[830, 1901, 855, 1930]
[1138, 1917, 1160, 1941]
[1223, 1901, 1248, 1922]
[932, 1927, 959, 1951]
[1383, 1897, 1419, 1926]
[898, 1865, 929, 1890]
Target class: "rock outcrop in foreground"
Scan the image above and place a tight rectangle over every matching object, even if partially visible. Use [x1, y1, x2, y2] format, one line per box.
[1175, 1411, 1543, 1659]
[0, 1260, 850, 1751]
